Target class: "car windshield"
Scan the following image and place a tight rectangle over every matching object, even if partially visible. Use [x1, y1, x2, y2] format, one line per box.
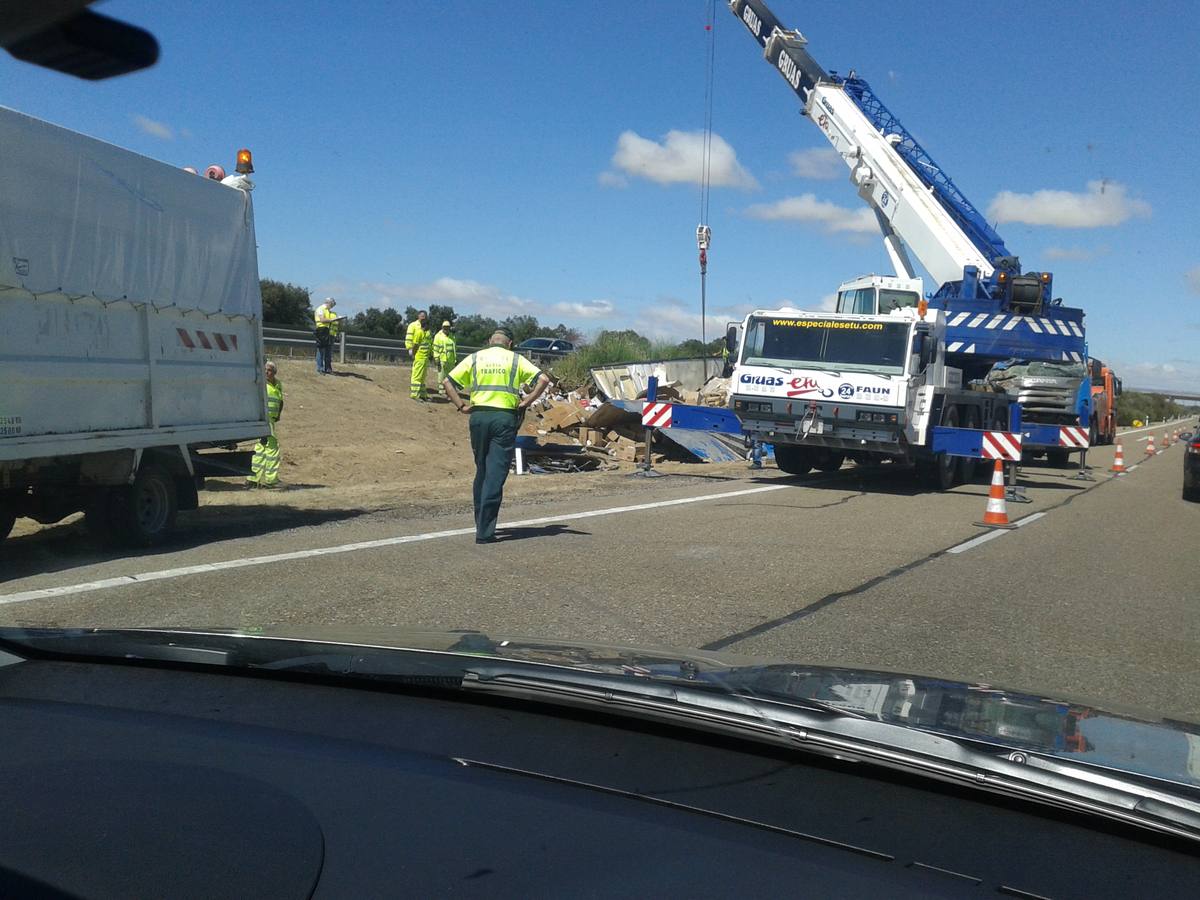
[2, 0, 1198, 802]
[742, 316, 911, 374]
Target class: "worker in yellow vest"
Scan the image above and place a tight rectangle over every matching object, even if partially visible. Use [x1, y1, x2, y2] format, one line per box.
[313, 298, 343, 375]
[405, 310, 434, 400]
[248, 361, 284, 487]
[432, 320, 457, 397]
[444, 327, 551, 543]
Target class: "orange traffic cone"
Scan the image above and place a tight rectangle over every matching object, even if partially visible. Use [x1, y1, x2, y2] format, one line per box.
[975, 459, 1016, 529]
[1110, 441, 1126, 474]
[1163, 432, 1170, 452]
[1146, 434, 1156, 456]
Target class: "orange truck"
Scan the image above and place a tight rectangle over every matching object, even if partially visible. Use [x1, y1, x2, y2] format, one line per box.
[1088, 358, 1121, 445]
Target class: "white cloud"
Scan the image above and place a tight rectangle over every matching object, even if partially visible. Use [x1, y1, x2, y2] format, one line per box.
[132, 114, 173, 140]
[325, 277, 621, 329]
[987, 180, 1150, 228]
[744, 193, 876, 234]
[1115, 359, 1200, 394]
[627, 300, 742, 341]
[1186, 265, 1200, 296]
[342, 277, 538, 318]
[1042, 244, 1110, 262]
[607, 129, 757, 189]
[788, 147, 842, 180]
[554, 299, 614, 319]
[597, 171, 628, 188]
[815, 292, 838, 311]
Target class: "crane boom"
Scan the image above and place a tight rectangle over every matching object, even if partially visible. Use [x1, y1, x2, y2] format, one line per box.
[729, 0, 996, 286]
[728, 0, 1087, 374]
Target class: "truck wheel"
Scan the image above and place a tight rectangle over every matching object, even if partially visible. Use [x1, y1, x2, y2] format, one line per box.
[812, 450, 845, 472]
[774, 446, 812, 476]
[1046, 449, 1070, 467]
[111, 464, 178, 547]
[1089, 419, 1099, 449]
[920, 407, 960, 490]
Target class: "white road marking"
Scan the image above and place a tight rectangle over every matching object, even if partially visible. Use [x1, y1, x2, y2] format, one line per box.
[0, 482, 797, 607]
[947, 512, 1046, 555]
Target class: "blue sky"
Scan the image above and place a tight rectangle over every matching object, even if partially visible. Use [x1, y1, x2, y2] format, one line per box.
[4, 1, 1198, 389]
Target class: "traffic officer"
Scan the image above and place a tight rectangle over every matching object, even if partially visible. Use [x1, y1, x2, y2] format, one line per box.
[444, 327, 551, 543]
[313, 297, 342, 375]
[247, 361, 284, 487]
[432, 320, 457, 396]
[405, 310, 434, 400]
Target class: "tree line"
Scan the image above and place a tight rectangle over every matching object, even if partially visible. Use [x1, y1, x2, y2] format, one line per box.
[1116, 390, 1197, 426]
[259, 279, 581, 348]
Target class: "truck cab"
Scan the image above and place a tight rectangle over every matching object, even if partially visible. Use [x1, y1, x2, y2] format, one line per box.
[835, 274, 924, 315]
[729, 305, 1009, 486]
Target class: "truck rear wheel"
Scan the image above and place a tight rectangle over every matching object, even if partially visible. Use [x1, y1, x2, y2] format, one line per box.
[812, 450, 845, 472]
[111, 464, 178, 547]
[774, 445, 813, 476]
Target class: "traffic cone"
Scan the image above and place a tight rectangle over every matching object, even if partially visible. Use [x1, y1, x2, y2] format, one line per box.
[975, 459, 1016, 529]
[1162, 432, 1170, 452]
[1146, 434, 1156, 456]
[1110, 441, 1126, 474]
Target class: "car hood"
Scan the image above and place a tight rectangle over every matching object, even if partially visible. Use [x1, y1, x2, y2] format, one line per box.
[4, 624, 1199, 789]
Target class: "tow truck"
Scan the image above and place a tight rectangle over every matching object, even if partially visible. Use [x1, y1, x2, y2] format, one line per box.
[726, 0, 1093, 484]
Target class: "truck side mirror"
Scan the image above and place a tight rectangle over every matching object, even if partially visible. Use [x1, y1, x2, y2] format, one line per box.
[912, 331, 934, 371]
[723, 325, 738, 377]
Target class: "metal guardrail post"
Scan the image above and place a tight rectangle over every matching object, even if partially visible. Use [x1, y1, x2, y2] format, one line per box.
[339, 330, 346, 364]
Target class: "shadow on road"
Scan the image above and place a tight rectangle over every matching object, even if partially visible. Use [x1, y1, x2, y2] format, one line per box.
[494, 524, 590, 543]
[0, 504, 370, 586]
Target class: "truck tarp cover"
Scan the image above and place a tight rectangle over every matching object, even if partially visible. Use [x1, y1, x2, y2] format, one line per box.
[0, 106, 260, 317]
[985, 358, 1086, 389]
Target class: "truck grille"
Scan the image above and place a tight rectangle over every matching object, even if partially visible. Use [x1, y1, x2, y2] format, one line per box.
[1017, 386, 1075, 422]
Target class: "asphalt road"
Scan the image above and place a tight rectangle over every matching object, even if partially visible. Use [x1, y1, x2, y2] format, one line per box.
[2, 421, 1197, 722]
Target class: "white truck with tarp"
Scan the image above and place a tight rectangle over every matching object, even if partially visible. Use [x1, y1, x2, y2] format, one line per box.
[0, 106, 267, 545]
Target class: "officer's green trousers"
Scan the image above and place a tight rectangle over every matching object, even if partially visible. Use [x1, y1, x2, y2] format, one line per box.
[468, 407, 517, 541]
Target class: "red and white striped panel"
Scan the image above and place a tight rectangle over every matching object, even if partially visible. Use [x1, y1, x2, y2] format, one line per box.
[176, 328, 239, 351]
[641, 402, 672, 428]
[981, 430, 1022, 461]
[1058, 426, 1089, 448]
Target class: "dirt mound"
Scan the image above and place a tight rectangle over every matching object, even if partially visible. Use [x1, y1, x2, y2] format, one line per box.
[11, 358, 732, 539]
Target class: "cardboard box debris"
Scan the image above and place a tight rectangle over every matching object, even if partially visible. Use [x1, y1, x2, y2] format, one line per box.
[539, 403, 586, 432]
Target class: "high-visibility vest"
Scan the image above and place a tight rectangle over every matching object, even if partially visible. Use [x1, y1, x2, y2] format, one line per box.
[433, 331, 456, 365]
[406, 320, 433, 354]
[266, 380, 283, 422]
[314, 304, 339, 336]
[457, 346, 538, 410]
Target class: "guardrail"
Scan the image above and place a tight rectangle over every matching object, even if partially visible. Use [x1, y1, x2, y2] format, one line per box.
[261, 325, 571, 367]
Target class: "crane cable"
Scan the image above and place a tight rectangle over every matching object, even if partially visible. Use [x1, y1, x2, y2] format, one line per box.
[697, 0, 717, 346]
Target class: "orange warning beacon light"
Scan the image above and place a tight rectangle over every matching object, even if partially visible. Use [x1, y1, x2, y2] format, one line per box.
[236, 148, 254, 174]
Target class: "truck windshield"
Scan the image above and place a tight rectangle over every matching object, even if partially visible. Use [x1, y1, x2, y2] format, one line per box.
[742, 317, 911, 375]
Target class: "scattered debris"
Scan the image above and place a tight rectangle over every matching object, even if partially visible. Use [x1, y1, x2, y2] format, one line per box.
[511, 365, 740, 473]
